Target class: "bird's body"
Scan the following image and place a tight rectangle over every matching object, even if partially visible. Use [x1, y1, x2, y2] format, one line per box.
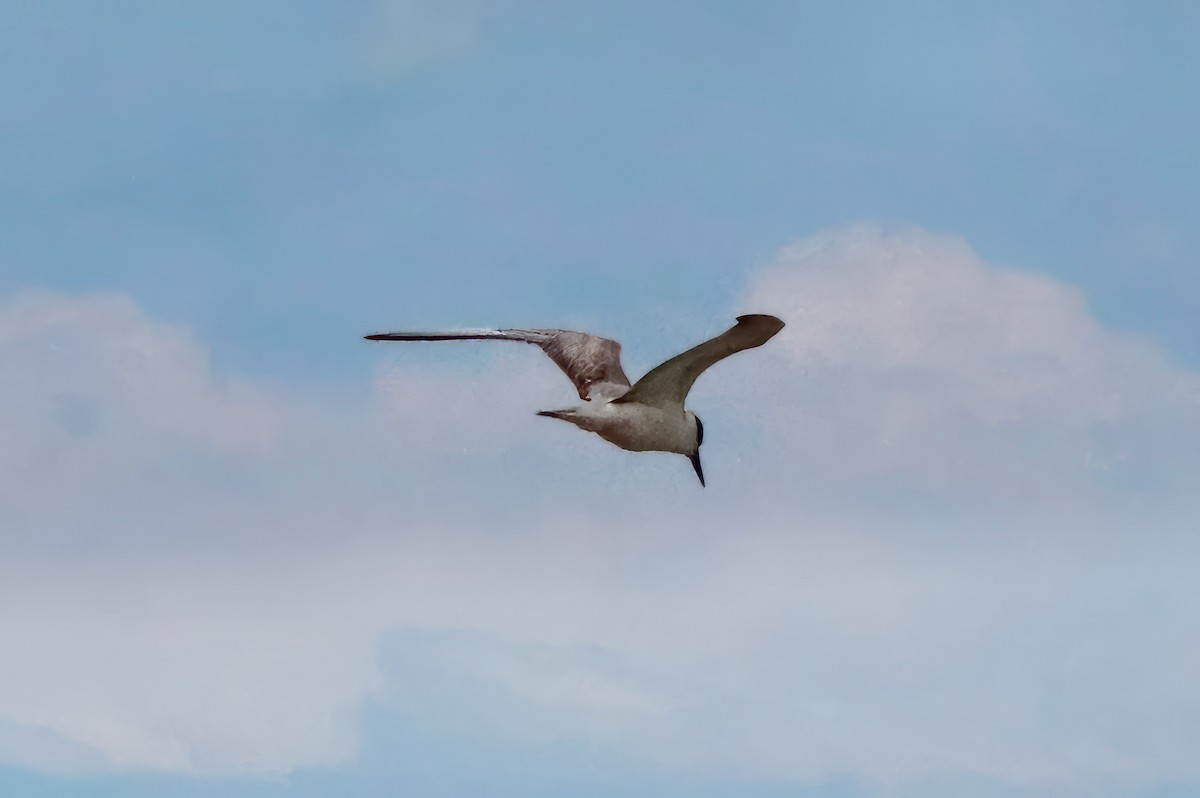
[364, 314, 784, 485]
[538, 401, 699, 454]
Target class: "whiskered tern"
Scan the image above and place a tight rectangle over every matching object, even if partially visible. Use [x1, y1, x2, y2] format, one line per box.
[364, 314, 785, 486]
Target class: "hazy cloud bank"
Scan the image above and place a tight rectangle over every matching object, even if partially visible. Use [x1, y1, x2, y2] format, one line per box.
[1, 227, 1197, 793]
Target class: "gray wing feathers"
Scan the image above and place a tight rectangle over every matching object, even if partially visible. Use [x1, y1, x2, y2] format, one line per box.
[615, 314, 785, 408]
[364, 327, 631, 402]
[363, 329, 532, 343]
[534, 331, 631, 401]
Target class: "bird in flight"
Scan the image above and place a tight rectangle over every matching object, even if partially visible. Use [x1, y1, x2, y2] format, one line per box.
[364, 314, 785, 486]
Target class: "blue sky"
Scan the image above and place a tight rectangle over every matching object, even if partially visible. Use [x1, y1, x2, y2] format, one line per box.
[2, 2, 1199, 797]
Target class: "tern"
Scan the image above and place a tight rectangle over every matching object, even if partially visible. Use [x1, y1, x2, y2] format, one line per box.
[364, 314, 785, 486]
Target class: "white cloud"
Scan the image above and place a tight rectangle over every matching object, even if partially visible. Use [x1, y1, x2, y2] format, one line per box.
[736, 225, 1200, 498]
[1, 228, 1199, 793]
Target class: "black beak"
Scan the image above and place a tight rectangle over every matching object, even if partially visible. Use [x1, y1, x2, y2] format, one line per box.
[689, 451, 705, 487]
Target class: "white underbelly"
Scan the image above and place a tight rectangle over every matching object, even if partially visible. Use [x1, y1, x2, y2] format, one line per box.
[588, 403, 692, 454]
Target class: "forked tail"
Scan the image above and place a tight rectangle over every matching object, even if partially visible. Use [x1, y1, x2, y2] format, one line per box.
[535, 408, 593, 432]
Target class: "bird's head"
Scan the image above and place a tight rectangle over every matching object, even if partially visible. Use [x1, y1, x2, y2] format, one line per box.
[687, 412, 705, 487]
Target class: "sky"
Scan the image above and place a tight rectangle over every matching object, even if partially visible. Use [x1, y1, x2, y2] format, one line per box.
[1, 1, 1199, 796]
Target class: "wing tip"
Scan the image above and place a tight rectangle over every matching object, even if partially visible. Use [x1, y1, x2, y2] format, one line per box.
[734, 314, 785, 340]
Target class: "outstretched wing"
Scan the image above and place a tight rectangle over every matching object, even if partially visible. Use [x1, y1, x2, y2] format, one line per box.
[364, 327, 631, 402]
[615, 314, 785, 408]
